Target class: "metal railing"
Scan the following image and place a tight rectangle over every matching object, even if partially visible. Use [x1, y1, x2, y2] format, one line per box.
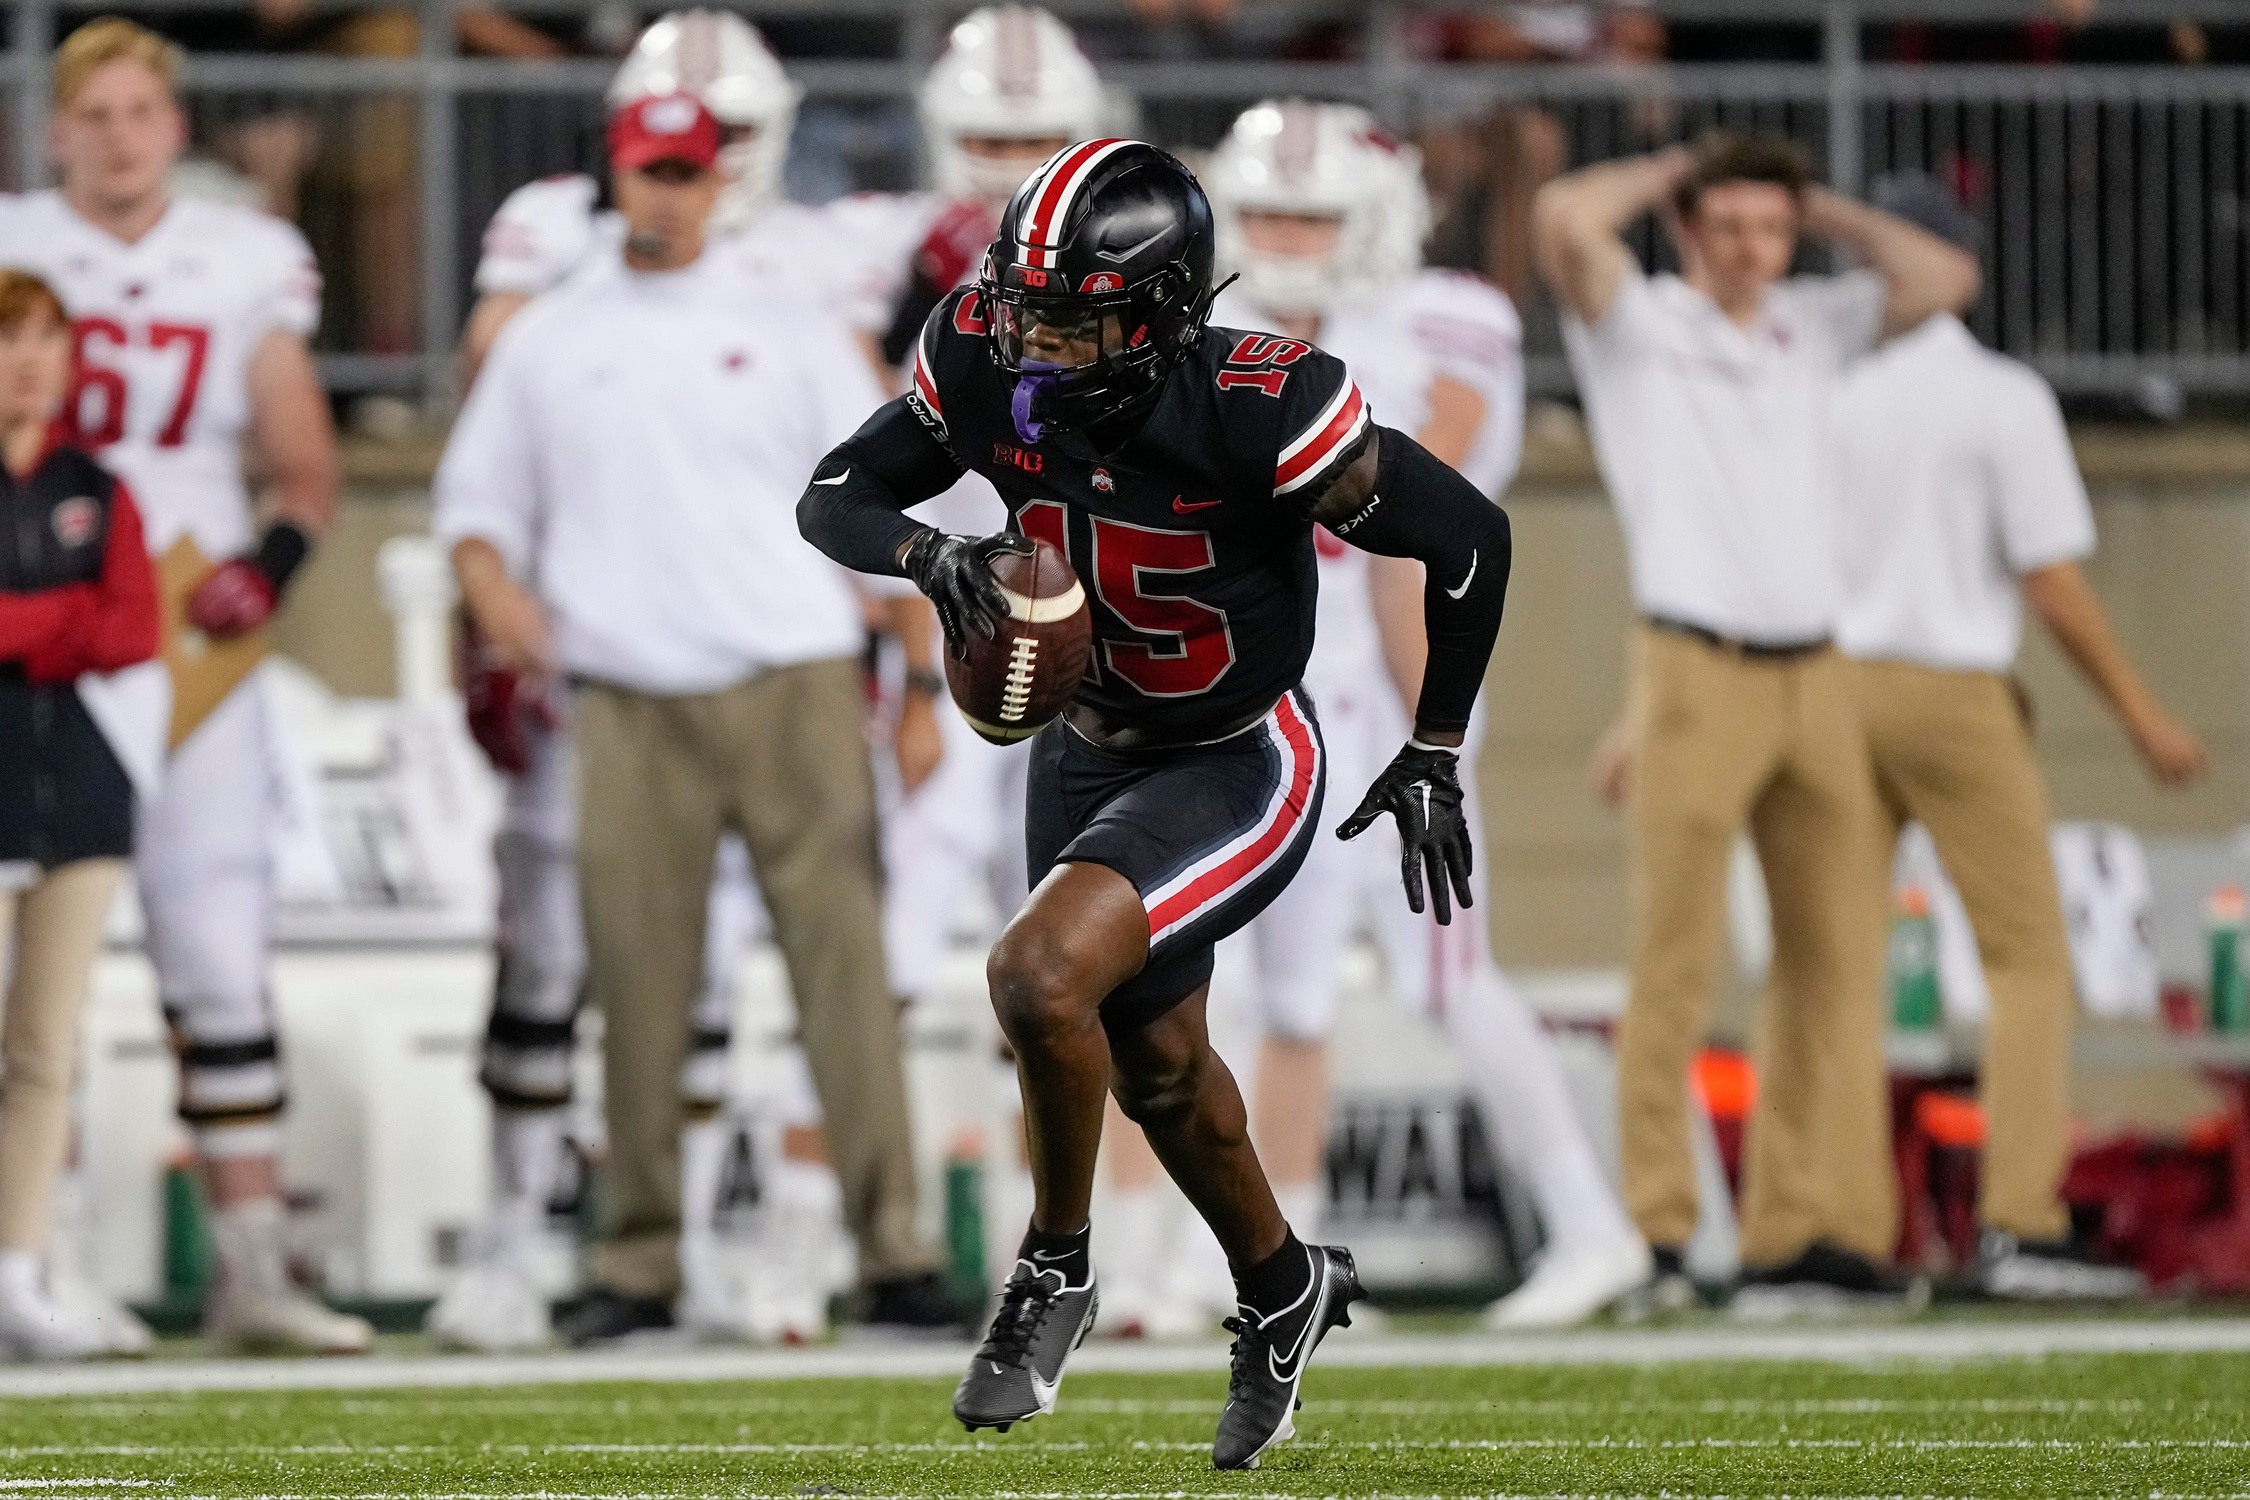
[6, 2, 2250, 403]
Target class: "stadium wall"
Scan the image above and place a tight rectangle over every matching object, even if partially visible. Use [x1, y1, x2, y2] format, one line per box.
[274, 424, 2250, 974]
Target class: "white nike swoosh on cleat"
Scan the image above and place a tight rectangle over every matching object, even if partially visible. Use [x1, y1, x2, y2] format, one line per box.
[1445, 550, 1478, 599]
[1263, 1249, 1326, 1384]
[813, 469, 850, 485]
[1029, 1370, 1059, 1412]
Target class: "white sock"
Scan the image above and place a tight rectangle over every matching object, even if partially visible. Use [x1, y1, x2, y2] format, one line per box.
[680, 1116, 728, 1247]
[1445, 967, 1639, 1251]
[766, 1157, 844, 1292]
[1102, 1184, 1163, 1296]
[491, 1109, 568, 1245]
[1272, 1179, 1324, 1246]
[210, 1198, 290, 1296]
[0, 1249, 42, 1303]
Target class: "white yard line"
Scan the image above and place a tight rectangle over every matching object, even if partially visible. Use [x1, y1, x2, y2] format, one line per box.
[0, 1317, 2243, 1398]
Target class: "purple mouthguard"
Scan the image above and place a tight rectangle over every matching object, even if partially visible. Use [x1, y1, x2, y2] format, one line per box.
[1011, 360, 1066, 444]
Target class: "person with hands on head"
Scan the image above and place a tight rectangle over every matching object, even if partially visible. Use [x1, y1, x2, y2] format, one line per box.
[0, 269, 162, 1361]
[1535, 129, 1978, 1310]
[799, 140, 1510, 1469]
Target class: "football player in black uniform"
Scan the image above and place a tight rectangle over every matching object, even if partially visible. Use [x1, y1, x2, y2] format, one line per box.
[799, 140, 1510, 1469]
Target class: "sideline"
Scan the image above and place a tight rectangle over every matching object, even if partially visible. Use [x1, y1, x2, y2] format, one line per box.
[0, 1316, 2246, 1398]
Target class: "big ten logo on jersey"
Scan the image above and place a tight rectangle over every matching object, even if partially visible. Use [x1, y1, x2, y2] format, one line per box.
[992, 441, 1044, 475]
[69, 317, 210, 448]
[1216, 333, 1311, 397]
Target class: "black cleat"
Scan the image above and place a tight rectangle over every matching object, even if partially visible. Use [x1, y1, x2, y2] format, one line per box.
[951, 1256, 1099, 1433]
[861, 1271, 975, 1334]
[1212, 1243, 1364, 1470]
[553, 1287, 674, 1347]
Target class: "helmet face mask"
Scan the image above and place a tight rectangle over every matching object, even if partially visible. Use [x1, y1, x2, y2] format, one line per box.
[980, 141, 1216, 440]
[1207, 99, 1428, 317]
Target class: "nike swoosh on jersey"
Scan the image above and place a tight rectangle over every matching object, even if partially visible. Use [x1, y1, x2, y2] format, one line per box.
[1095, 227, 1169, 265]
[813, 469, 850, 485]
[1172, 495, 1222, 514]
[1444, 549, 1478, 599]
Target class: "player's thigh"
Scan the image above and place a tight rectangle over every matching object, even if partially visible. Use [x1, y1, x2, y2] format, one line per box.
[136, 683, 272, 1011]
[988, 860, 1156, 1047]
[1236, 821, 1357, 1043]
[1039, 691, 1327, 1035]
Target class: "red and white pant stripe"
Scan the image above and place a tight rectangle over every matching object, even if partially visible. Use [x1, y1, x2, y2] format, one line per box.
[1143, 692, 1322, 951]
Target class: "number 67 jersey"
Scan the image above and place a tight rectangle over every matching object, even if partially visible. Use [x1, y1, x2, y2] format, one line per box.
[0, 192, 322, 558]
[910, 283, 1368, 745]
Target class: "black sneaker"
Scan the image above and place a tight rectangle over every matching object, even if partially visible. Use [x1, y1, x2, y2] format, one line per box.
[554, 1287, 674, 1347]
[1971, 1229, 2144, 1302]
[951, 1257, 1099, 1432]
[1212, 1243, 1364, 1470]
[862, 1271, 973, 1334]
[1731, 1240, 1925, 1319]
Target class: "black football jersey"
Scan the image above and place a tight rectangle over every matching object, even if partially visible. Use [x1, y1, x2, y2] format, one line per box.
[910, 285, 1371, 744]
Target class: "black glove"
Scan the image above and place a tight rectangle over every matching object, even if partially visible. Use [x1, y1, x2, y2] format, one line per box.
[901, 530, 1035, 655]
[1337, 740, 1475, 924]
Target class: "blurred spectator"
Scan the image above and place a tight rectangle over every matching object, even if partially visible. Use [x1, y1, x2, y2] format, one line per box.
[1831, 174, 2205, 1299]
[1536, 131, 1979, 1301]
[0, 270, 163, 1361]
[433, 94, 949, 1346]
[1418, 2, 1665, 309]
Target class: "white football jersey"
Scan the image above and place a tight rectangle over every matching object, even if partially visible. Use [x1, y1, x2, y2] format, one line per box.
[0, 191, 321, 557]
[473, 174, 937, 337]
[1214, 268, 1525, 708]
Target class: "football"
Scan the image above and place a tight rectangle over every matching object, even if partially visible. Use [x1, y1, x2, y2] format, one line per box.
[945, 539, 1093, 744]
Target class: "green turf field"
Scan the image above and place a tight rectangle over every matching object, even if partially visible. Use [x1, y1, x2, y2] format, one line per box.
[0, 1351, 2245, 1498]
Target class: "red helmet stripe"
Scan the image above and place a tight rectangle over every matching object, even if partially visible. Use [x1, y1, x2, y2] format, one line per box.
[1020, 138, 1133, 269]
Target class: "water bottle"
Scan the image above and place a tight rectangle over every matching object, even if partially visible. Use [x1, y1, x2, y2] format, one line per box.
[1889, 885, 1942, 1031]
[2209, 885, 2248, 1032]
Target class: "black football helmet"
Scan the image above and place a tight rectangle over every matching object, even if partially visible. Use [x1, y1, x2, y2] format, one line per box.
[980, 139, 1218, 439]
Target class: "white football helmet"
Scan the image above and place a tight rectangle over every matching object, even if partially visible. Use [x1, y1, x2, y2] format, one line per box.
[1205, 99, 1430, 316]
[608, 10, 802, 230]
[918, 5, 1108, 208]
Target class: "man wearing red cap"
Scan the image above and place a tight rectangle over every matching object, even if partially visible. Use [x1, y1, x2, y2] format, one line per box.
[434, 92, 948, 1345]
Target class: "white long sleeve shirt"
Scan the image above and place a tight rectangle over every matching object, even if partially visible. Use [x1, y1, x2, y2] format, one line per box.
[434, 248, 885, 695]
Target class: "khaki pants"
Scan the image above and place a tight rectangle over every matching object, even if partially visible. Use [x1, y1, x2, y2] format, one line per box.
[1855, 659, 2074, 1242]
[1619, 627, 1894, 1266]
[0, 860, 125, 1253]
[574, 660, 936, 1297]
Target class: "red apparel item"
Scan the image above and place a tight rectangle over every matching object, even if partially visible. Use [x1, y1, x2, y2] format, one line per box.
[0, 477, 162, 684]
[457, 619, 559, 776]
[186, 556, 280, 637]
[914, 200, 999, 297]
